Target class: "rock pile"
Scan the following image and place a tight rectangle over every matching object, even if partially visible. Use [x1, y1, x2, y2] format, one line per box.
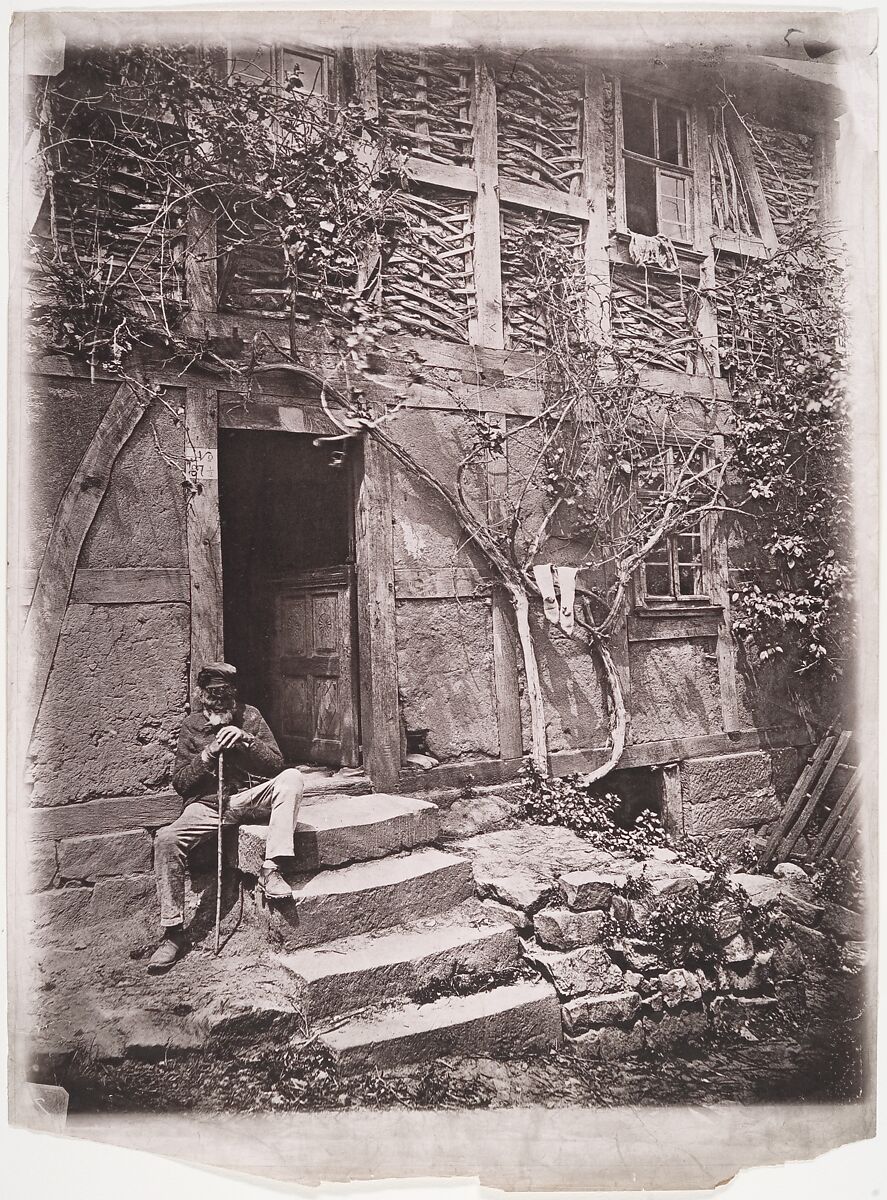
[453, 829, 867, 1061]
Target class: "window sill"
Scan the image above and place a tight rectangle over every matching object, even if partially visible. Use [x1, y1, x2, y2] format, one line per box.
[628, 603, 724, 643]
[611, 231, 707, 268]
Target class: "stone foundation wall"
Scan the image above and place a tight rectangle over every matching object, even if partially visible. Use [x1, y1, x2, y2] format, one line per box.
[674, 748, 798, 855]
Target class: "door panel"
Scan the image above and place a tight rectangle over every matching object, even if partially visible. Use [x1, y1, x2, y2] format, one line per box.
[269, 566, 358, 766]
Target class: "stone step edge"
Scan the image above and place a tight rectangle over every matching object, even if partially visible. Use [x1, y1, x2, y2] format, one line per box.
[319, 979, 559, 1052]
[274, 912, 518, 983]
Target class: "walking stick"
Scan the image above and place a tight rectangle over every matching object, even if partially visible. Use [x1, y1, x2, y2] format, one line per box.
[214, 749, 225, 956]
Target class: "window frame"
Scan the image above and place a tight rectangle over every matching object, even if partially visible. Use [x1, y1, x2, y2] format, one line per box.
[614, 80, 697, 249]
[634, 443, 715, 609]
[227, 42, 335, 104]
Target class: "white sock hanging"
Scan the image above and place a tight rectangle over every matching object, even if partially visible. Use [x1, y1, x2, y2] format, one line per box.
[553, 566, 578, 635]
[532, 563, 560, 624]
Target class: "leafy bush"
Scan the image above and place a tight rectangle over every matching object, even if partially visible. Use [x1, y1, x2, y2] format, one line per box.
[519, 761, 670, 859]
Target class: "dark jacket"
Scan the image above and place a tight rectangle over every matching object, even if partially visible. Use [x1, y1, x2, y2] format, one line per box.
[171, 703, 284, 802]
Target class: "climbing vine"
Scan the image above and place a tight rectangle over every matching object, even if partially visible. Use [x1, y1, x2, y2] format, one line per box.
[713, 219, 852, 702]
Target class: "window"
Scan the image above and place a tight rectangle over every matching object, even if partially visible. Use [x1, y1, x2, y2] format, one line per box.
[230, 44, 331, 108]
[637, 446, 709, 603]
[619, 88, 693, 244]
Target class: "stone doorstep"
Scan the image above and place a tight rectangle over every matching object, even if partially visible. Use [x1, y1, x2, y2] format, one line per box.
[318, 979, 562, 1071]
[275, 902, 519, 1021]
[264, 847, 476, 950]
[238, 792, 442, 874]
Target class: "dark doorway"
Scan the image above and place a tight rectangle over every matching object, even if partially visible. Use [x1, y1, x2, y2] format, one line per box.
[218, 429, 360, 767]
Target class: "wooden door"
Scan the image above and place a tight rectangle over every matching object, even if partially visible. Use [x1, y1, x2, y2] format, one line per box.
[268, 566, 359, 766]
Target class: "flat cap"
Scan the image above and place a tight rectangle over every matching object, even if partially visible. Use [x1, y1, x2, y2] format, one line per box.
[197, 662, 238, 687]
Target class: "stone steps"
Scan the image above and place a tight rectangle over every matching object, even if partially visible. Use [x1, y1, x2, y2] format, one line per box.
[264, 846, 476, 950]
[318, 979, 562, 1070]
[275, 899, 519, 1020]
[298, 767, 373, 798]
[239, 792, 441, 873]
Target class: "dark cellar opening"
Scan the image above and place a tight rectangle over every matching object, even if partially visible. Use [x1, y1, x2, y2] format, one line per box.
[218, 429, 354, 727]
[597, 766, 664, 828]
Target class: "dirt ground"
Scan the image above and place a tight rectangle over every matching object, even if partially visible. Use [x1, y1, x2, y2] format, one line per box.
[28, 925, 868, 1115]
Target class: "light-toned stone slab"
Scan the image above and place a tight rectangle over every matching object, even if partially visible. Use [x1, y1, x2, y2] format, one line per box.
[266, 847, 475, 950]
[319, 980, 561, 1069]
[276, 904, 518, 1020]
[566, 1022, 645, 1060]
[521, 941, 624, 999]
[533, 906, 609, 950]
[561, 990, 641, 1034]
[239, 792, 441, 872]
[558, 869, 627, 911]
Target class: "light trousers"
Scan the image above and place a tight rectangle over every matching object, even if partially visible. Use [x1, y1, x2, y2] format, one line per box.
[154, 768, 304, 927]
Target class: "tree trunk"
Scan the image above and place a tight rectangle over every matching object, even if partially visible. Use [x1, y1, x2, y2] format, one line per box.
[507, 583, 548, 773]
[580, 635, 628, 784]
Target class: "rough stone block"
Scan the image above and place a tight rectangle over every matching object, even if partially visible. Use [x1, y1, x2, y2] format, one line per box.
[521, 941, 624, 1000]
[775, 978, 807, 1014]
[561, 990, 641, 1034]
[238, 793, 441, 873]
[558, 869, 626, 911]
[320, 980, 561, 1070]
[610, 894, 654, 930]
[29, 841, 58, 891]
[714, 904, 743, 943]
[791, 921, 833, 965]
[626, 860, 706, 900]
[657, 968, 703, 1008]
[614, 938, 667, 973]
[58, 829, 152, 881]
[717, 959, 769, 995]
[773, 861, 811, 886]
[839, 941, 867, 973]
[768, 938, 806, 979]
[268, 847, 475, 950]
[89, 873, 157, 922]
[681, 752, 780, 845]
[29, 886, 93, 934]
[533, 906, 608, 950]
[567, 1021, 645, 1061]
[711, 995, 778, 1032]
[778, 892, 824, 926]
[821, 901, 865, 940]
[480, 898, 529, 931]
[722, 933, 755, 965]
[643, 1008, 709, 1053]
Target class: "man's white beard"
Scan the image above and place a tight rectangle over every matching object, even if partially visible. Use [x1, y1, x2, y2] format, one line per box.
[206, 709, 235, 726]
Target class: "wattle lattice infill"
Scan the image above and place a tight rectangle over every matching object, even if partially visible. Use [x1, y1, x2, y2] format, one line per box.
[495, 54, 584, 194]
[709, 111, 759, 238]
[610, 262, 698, 373]
[501, 207, 585, 351]
[31, 115, 187, 316]
[746, 119, 818, 240]
[383, 186, 475, 342]
[377, 49, 474, 167]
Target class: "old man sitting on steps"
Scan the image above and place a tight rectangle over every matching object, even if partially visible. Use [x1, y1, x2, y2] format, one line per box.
[148, 662, 304, 972]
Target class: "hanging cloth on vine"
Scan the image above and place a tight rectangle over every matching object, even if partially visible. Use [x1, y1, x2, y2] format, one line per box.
[533, 564, 580, 634]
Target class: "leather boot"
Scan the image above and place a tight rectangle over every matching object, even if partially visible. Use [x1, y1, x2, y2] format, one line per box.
[147, 927, 188, 973]
[259, 862, 292, 901]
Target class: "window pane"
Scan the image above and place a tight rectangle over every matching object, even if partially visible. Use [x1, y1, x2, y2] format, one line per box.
[676, 529, 703, 596]
[281, 50, 325, 96]
[624, 158, 658, 236]
[645, 557, 672, 597]
[678, 564, 703, 596]
[231, 45, 274, 80]
[658, 172, 689, 241]
[657, 103, 688, 166]
[622, 92, 655, 157]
